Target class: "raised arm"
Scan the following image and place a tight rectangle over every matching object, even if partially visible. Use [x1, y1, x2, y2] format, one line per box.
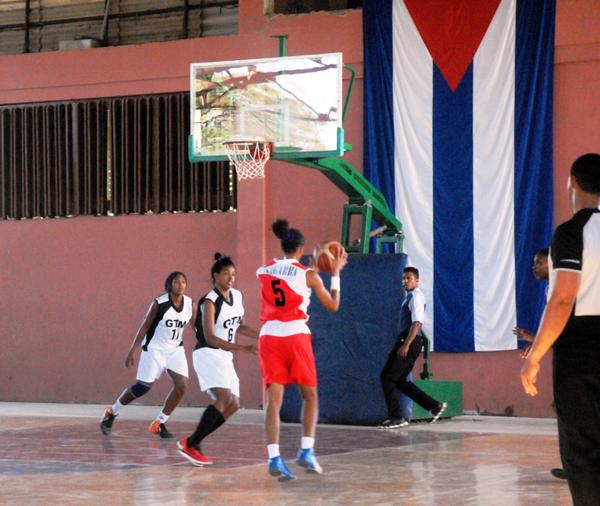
[307, 247, 347, 313]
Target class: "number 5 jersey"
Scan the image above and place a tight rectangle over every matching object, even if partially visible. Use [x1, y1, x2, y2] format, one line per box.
[256, 258, 312, 336]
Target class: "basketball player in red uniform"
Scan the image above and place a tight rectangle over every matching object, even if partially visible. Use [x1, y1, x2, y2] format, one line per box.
[256, 219, 347, 480]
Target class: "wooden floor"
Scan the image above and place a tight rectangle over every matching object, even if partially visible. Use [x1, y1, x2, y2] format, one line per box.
[0, 403, 572, 505]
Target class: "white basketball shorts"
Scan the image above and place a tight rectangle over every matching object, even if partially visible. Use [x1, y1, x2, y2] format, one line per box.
[193, 348, 240, 399]
[136, 346, 189, 383]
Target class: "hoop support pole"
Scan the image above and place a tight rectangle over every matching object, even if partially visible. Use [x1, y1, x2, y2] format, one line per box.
[342, 64, 355, 125]
[272, 34, 288, 57]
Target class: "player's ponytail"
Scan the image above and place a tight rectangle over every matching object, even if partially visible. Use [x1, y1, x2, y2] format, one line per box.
[272, 218, 304, 254]
[211, 252, 235, 283]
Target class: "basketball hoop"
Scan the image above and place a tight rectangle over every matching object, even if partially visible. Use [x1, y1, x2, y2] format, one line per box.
[223, 141, 272, 180]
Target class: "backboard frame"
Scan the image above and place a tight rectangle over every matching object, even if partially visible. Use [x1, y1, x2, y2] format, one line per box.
[188, 52, 345, 163]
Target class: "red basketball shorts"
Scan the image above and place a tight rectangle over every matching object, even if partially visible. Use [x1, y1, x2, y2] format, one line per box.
[258, 333, 317, 387]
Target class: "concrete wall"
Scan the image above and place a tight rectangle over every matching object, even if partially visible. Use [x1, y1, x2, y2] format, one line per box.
[1, 0, 599, 418]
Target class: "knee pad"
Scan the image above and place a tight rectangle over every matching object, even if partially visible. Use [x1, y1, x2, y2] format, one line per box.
[130, 381, 151, 398]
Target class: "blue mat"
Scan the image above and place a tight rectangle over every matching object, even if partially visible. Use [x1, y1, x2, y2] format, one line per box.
[280, 253, 413, 426]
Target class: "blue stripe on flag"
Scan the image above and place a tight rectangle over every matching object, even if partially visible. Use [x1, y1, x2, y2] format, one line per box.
[363, 0, 395, 219]
[513, 0, 555, 338]
[433, 63, 475, 352]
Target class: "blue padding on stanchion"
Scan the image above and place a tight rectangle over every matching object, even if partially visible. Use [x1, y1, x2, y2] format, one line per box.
[280, 253, 412, 426]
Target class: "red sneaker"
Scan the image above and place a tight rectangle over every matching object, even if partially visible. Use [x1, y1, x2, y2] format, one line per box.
[177, 438, 213, 466]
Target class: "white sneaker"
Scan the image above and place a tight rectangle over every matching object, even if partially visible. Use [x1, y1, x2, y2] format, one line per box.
[430, 402, 447, 423]
[378, 418, 409, 429]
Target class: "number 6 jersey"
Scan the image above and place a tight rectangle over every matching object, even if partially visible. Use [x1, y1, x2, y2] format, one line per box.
[195, 288, 245, 350]
[256, 258, 312, 336]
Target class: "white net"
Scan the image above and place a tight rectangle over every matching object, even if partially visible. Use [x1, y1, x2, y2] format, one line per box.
[223, 141, 272, 180]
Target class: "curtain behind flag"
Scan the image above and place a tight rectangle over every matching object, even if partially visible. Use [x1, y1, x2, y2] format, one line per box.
[364, 0, 555, 352]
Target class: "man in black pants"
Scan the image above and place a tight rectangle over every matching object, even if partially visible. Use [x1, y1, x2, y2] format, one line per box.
[521, 153, 600, 505]
[378, 267, 446, 428]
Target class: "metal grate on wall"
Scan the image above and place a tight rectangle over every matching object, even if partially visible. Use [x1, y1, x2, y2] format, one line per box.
[0, 92, 236, 220]
[269, 0, 362, 15]
[0, 0, 238, 55]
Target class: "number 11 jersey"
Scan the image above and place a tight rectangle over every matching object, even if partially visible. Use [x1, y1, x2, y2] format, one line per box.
[142, 293, 193, 351]
[256, 258, 312, 336]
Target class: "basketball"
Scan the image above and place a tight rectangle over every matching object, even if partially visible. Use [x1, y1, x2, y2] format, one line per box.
[313, 241, 346, 274]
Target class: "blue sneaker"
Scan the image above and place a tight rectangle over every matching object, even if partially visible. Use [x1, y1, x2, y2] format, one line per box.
[296, 448, 323, 474]
[268, 456, 296, 481]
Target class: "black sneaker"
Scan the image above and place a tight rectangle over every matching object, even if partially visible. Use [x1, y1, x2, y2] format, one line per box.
[158, 423, 174, 439]
[430, 402, 447, 423]
[378, 418, 409, 429]
[100, 407, 117, 435]
[550, 468, 568, 480]
[149, 420, 174, 439]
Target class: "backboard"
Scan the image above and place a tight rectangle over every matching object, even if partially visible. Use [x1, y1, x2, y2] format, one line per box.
[189, 53, 344, 162]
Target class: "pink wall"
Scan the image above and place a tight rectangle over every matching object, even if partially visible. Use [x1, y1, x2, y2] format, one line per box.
[0, 212, 236, 405]
[1, 0, 599, 418]
[554, 0, 600, 223]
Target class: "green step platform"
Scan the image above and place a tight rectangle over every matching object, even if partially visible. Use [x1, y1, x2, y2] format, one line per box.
[410, 380, 463, 421]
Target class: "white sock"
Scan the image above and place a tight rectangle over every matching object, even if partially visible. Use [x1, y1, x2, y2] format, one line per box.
[157, 411, 169, 423]
[111, 400, 123, 415]
[267, 444, 280, 459]
[301, 436, 315, 450]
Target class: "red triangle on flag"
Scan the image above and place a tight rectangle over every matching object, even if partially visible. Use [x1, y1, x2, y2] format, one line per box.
[404, 0, 501, 92]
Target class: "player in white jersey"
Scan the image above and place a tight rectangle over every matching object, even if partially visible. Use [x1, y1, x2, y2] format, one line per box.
[100, 272, 195, 438]
[257, 219, 346, 481]
[177, 253, 258, 466]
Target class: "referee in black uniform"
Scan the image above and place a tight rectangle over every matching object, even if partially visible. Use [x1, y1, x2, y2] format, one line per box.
[521, 153, 600, 505]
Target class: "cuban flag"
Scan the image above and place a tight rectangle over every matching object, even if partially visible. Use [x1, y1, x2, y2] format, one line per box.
[364, 0, 555, 352]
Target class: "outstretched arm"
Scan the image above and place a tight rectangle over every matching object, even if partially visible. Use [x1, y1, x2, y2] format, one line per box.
[512, 327, 534, 342]
[238, 320, 259, 340]
[202, 301, 256, 354]
[513, 327, 534, 358]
